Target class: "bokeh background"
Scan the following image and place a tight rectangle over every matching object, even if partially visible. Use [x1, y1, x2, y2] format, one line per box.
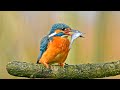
[0, 11, 120, 79]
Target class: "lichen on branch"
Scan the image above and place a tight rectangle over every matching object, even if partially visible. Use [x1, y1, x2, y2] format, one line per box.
[6, 60, 120, 79]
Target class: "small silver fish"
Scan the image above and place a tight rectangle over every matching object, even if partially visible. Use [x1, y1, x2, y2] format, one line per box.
[69, 30, 85, 49]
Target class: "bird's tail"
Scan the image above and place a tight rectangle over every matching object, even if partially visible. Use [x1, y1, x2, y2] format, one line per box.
[36, 51, 43, 64]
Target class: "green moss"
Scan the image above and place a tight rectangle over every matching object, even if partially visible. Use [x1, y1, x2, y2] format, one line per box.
[6, 60, 120, 79]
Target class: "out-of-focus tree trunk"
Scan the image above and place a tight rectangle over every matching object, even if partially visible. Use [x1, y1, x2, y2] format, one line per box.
[94, 11, 113, 63]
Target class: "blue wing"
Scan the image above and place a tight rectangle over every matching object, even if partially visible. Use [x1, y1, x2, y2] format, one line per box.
[36, 35, 51, 63]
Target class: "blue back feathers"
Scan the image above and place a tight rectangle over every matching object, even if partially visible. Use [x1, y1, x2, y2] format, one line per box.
[37, 35, 49, 63]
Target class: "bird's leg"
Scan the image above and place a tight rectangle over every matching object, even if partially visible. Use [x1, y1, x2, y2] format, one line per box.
[58, 63, 64, 67]
[39, 61, 50, 68]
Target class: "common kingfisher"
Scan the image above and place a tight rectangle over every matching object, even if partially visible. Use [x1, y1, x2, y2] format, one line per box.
[36, 23, 83, 68]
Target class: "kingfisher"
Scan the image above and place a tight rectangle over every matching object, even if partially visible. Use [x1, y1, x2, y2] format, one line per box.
[36, 23, 83, 68]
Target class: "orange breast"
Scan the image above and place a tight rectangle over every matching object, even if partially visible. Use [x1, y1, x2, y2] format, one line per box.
[39, 36, 70, 64]
[49, 36, 70, 51]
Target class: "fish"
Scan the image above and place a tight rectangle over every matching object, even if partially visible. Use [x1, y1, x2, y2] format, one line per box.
[69, 30, 85, 49]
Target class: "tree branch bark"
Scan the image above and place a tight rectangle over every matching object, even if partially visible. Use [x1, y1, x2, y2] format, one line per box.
[6, 60, 120, 79]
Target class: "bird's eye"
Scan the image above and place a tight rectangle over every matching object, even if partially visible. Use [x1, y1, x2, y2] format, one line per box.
[61, 28, 65, 30]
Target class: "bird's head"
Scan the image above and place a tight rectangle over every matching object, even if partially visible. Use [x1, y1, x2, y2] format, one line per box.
[48, 23, 72, 38]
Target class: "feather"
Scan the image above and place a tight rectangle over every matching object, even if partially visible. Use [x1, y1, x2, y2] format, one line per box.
[36, 35, 51, 63]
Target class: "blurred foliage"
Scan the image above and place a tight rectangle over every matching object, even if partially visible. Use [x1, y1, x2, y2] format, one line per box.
[0, 11, 120, 79]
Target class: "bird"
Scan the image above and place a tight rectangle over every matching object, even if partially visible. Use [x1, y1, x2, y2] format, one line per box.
[36, 23, 82, 68]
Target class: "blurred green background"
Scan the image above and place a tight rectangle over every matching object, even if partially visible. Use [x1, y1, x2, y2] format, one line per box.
[0, 11, 120, 79]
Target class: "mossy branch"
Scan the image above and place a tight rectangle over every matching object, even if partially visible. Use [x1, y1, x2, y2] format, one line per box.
[6, 60, 120, 79]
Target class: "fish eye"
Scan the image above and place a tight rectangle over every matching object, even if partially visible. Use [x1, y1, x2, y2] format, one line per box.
[61, 28, 66, 30]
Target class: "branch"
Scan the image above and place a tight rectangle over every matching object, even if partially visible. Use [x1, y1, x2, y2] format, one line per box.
[6, 60, 120, 79]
